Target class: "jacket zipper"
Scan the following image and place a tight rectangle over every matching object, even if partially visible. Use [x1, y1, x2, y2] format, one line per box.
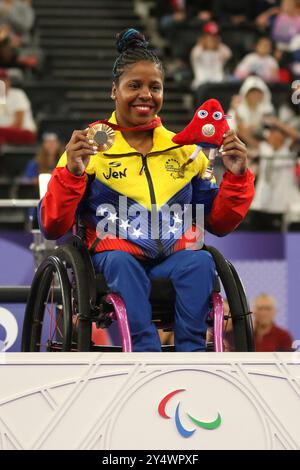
[141, 155, 165, 258]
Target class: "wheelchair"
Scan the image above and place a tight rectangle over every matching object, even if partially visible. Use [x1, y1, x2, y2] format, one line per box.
[21, 235, 255, 352]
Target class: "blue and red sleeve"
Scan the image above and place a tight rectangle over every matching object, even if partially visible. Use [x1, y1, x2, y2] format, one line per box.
[193, 168, 255, 236]
[38, 166, 87, 239]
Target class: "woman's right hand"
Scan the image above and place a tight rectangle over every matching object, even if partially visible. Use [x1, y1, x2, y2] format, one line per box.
[66, 129, 98, 176]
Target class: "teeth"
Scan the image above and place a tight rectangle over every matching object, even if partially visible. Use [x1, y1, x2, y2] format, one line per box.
[134, 106, 151, 110]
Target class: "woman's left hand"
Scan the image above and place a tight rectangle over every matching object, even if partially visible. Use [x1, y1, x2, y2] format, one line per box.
[220, 130, 248, 176]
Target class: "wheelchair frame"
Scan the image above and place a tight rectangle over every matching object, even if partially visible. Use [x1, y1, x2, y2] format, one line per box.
[22, 236, 255, 353]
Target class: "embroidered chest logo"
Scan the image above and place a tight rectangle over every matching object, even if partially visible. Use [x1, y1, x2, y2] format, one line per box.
[103, 161, 128, 180]
[165, 158, 183, 179]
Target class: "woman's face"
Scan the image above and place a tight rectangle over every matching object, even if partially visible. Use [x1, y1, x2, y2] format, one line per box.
[112, 60, 164, 127]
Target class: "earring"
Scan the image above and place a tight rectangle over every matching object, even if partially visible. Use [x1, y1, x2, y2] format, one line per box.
[111, 95, 116, 100]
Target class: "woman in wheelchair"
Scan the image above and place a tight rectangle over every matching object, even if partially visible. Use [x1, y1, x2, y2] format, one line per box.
[26, 29, 255, 353]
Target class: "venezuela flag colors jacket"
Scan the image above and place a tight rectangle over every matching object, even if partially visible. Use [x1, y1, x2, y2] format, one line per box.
[39, 112, 255, 260]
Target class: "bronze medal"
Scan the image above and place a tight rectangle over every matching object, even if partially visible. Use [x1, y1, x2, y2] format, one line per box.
[87, 123, 115, 151]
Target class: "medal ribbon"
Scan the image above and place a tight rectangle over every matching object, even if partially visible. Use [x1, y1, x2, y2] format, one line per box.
[89, 116, 162, 132]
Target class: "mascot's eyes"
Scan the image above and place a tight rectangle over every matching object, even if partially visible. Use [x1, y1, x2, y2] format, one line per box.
[198, 109, 208, 119]
[213, 111, 223, 120]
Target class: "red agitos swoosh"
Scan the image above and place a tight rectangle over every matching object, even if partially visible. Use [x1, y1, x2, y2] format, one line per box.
[158, 389, 186, 419]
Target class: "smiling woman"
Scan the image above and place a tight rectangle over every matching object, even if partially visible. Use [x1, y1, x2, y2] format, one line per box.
[38, 28, 255, 353]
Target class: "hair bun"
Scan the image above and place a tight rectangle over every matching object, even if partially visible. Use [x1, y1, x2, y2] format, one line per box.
[116, 28, 148, 53]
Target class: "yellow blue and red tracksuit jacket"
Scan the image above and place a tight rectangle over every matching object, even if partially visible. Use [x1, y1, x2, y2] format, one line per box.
[39, 112, 255, 259]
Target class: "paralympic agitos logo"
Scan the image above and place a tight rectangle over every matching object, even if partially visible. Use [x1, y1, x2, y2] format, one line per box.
[158, 389, 222, 438]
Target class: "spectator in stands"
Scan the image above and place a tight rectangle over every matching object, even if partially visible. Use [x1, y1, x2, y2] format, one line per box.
[234, 36, 279, 83]
[152, 0, 214, 63]
[0, 24, 18, 68]
[154, 0, 213, 31]
[253, 293, 292, 351]
[255, 0, 281, 18]
[249, 116, 300, 230]
[0, 23, 38, 70]
[229, 76, 274, 148]
[0, 68, 37, 144]
[257, 0, 300, 49]
[271, 0, 300, 50]
[24, 133, 64, 184]
[213, 0, 256, 27]
[0, 0, 35, 44]
[256, 1, 281, 30]
[190, 21, 232, 89]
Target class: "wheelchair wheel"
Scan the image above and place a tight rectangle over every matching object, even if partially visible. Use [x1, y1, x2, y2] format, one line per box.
[58, 241, 93, 352]
[205, 246, 255, 352]
[21, 253, 73, 352]
[226, 260, 255, 352]
[22, 241, 93, 352]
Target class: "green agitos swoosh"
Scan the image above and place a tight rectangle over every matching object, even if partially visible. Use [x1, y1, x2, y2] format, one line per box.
[187, 412, 222, 430]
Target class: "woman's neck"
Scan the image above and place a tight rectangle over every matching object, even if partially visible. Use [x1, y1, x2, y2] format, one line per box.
[123, 129, 154, 155]
[115, 111, 154, 153]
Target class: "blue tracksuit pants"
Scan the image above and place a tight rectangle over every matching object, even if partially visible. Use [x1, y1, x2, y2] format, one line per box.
[92, 249, 216, 352]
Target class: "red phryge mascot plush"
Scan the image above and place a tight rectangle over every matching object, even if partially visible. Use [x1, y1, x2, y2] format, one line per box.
[172, 98, 230, 179]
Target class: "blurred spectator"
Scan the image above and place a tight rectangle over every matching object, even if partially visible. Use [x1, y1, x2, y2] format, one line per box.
[253, 293, 292, 351]
[0, 0, 35, 44]
[0, 24, 19, 68]
[190, 22, 232, 89]
[256, 1, 281, 30]
[249, 116, 300, 230]
[272, 0, 300, 50]
[229, 76, 274, 148]
[0, 23, 38, 70]
[213, 0, 256, 27]
[255, 0, 281, 17]
[24, 133, 64, 184]
[234, 36, 279, 82]
[152, 0, 213, 61]
[0, 68, 37, 144]
[154, 0, 213, 28]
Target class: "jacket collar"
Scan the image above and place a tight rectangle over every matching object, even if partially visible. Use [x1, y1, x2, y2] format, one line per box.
[103, 111, 181, 156]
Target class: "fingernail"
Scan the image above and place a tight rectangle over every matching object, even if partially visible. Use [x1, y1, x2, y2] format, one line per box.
[93, 146, 98, 150]
[93, 150, 97, 154]
[219, 146, 224, 152]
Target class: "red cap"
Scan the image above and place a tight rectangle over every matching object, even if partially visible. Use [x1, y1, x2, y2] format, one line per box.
[203, 21, 219, 35]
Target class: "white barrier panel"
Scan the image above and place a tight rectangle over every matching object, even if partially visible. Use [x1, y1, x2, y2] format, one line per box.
[0, 352, 299, 450]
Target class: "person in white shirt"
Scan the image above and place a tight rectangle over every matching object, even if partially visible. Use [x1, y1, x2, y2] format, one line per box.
[250, 117, 300, 230]
[234, 36, 279, 83]
[0, 67, 37, 144]
[228, 75, 275, 148]
[190, 21, 232, 90]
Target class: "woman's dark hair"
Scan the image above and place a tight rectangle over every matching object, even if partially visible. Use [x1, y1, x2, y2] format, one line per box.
[112, 28, 164, 82]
